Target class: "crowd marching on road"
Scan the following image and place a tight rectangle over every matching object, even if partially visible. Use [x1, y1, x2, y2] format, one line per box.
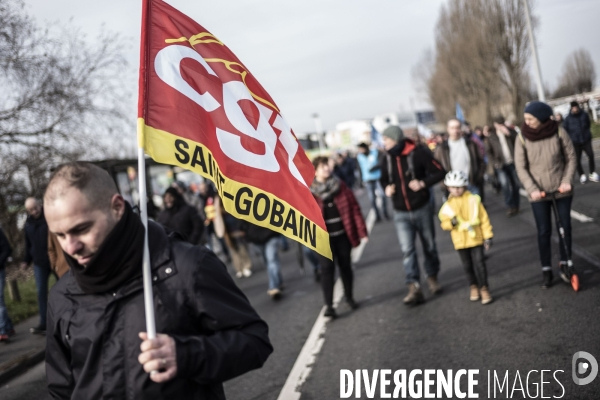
[0, 100, 599, 398]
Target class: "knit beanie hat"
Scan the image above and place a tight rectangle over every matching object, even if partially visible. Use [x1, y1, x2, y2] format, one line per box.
[524, 101, 553, 123]
[382, 125, 404, 142]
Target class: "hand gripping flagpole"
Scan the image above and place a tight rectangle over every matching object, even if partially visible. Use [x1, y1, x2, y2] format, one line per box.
[138, 0, 157, 343]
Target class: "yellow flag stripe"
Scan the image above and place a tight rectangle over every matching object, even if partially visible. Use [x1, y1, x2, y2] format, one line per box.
[139, 118, 332, 259]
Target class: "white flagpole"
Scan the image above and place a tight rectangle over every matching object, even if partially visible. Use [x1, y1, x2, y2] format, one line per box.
[137, 147, 156, 340]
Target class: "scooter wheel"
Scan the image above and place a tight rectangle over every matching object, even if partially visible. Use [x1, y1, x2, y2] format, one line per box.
[571, 274, 580, 292]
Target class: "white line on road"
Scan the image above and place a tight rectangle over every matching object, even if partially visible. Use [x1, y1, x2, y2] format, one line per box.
[276, 209, 376, 400]
[518, 189, 594, 222]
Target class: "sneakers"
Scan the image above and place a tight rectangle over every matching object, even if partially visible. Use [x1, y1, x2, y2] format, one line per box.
[506, 208, 519, 217]
[580, 174, 588, 184]
[0, 334, 9, 342]
[324, 306, 337, 319]
[469, 285, 480, 301]
[427, 275, 443, 295]
[267, 288, 282, 300]
[30, 325, 46, 335]
[235, 271, 243, 278]
[480, 286, 493, 305]
[346, 298, 359, 310]
[541, 270, 553, 289]
[242, 269, 252, 277]
[589, 172, 600, 182]
[403, 283, 425, 306]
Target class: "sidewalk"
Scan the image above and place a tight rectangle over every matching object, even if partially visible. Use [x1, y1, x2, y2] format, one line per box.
[0, 315, 46, 386]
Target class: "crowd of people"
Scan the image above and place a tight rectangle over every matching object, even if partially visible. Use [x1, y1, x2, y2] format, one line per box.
[0, 100, 596, 398]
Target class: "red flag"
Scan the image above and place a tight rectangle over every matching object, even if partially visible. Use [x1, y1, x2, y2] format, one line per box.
[138, 0, 331, 258]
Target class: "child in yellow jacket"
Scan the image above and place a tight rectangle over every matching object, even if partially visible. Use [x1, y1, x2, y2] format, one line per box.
[439, 171, 494, 304]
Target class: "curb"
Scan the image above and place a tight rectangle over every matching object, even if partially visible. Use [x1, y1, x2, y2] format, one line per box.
[0, 347, 45, 386]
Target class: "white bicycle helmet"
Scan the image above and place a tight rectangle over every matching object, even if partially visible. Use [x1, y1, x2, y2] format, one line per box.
[444, 170, 468, 187]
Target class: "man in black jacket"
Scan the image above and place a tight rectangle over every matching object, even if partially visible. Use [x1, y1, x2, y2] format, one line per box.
[43, 162, 272, 399]
[20, 197, 52, 335]
[0, 227, 14, 341]
[379, 125, 446, 306]
[157, 187, 204, 245]
[563, 101, 598, 184]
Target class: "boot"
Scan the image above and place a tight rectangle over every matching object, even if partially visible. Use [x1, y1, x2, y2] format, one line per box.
[469, 285, 480, 301]
[403, 283, 425, 306]
[541, 270, 553, 289]
[480, 286, 493, 305]
[427, 275, 442, 295]
[324, 306, 337, 319]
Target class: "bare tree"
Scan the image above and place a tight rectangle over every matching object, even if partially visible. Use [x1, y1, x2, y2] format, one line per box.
[0, 0, 134, 259]
[414, 0, 537, 125]
[553, 48, 596, 98]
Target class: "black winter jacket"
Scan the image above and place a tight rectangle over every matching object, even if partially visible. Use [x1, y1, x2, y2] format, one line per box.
[46, 221, 272, 400]
[0, 227, 12, 269]
[380, 139, 446, 212]
[24, 210, 50, 269]
[157, 203, 204, 245]
[563, 110, 591, 144]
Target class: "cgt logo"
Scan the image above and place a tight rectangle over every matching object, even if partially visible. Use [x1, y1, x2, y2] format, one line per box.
[572, 351, 598, 386]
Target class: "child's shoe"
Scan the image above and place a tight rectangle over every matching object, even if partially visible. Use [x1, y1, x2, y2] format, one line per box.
[480, 286, 493, 305]
[469, 285, 480, 301]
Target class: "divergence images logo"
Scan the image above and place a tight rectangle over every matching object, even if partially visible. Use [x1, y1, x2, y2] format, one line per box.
[572, 351, 598, 386]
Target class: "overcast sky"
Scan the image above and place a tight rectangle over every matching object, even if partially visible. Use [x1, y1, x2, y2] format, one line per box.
[24, 0, 600, 135]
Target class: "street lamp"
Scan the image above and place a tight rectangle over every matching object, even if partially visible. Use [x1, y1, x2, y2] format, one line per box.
[523, 0, 545, 101]
[312, 113, 325, 153]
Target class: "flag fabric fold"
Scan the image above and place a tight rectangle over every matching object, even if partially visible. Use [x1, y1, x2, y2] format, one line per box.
[138, 0, 331, 258]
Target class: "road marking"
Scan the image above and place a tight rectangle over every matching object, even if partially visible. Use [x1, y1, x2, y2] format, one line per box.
[518, 189, 594, 222]
[277, 208, 376, 400]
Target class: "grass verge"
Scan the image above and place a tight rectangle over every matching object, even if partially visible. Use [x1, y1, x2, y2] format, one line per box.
[5, 273, 57, 325]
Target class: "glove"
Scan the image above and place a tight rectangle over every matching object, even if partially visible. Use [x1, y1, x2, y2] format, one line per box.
[451, 217, 458, 227]
[484, 239, 493, 251]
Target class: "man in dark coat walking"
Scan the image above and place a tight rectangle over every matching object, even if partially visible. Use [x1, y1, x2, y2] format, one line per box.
[562, 101, 598, 184]
[380, 125, 446, 306]
[0, 227, 14, 341]
[43, 162, 272, 399]
[20, 197, 52, 335]
[157, 187, 204, 245]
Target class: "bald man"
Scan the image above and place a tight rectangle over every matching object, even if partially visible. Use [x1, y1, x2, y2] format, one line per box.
[20, 197, 51, 335]
[43, 162, 271, 399]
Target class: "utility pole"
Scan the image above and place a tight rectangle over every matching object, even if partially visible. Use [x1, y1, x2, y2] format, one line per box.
[523, 0, 545, 101]
[312, 113, 325, 153]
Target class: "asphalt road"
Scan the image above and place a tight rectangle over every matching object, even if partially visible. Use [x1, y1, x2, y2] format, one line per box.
[2, 178, 600, 399]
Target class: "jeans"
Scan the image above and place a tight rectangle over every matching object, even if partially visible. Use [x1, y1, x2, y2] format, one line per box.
[457, 246, 488, 287]
[393, 204, 441, 284]
[302, 245, 320, 272]
[259, 236, 283, 290]
[0, 268, 14, 335]
[530, 196, 572, 268]
[318, 234, 354, 307]
[573, 140, 596, 176]
[496, 163, 521, 209]
[33, 264, 51, 327]
[365, 180, 389, 220]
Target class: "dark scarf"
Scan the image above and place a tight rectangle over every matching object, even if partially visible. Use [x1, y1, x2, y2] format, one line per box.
[310, 175, 341, 202]
[387, 139, 406, 157]
[66, 202, 145, 294]
[520, 119, 558, 142]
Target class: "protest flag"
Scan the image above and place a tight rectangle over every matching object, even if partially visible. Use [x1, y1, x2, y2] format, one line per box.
[137, 0, 331, 260]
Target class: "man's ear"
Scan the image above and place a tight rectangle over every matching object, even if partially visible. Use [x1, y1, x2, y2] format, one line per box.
[110, 194, 126, 220]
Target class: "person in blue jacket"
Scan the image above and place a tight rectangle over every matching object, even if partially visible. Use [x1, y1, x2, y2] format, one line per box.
[357, 142, 390, 221]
